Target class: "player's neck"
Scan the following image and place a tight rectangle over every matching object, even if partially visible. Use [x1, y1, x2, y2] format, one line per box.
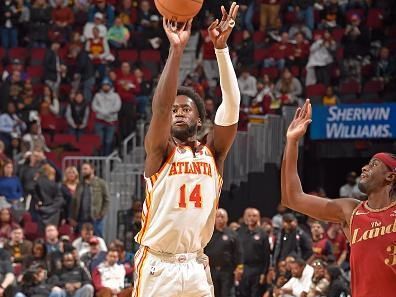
[173, 136, 198, 148]
[367, 187, 396, 209]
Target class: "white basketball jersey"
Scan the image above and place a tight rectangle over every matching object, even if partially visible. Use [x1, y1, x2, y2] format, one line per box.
[135, 144, 223, 254]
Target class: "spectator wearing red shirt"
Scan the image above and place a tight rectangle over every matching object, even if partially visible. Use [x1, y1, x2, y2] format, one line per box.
[50, 0, 74, 43]
[326, 223, 347, 266]
[112, 62, 140, 139]
[287, 32, 310, 71]
[263, 32, 294, 70]
[260, 0, 281, 32]
[308, 221, 333, 263]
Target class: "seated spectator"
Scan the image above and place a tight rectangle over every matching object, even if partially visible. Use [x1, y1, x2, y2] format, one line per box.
[136, 0, 154, 32]
[287, 32, 309, 72]
[88, 0, 115, 28]
[264, 32, 294, 70]
[289, 0, 314, 30]
[91, 78, 121, 155]
[288, 20, 312, 41]
[53, 252, 94, 297]
[140, 15, 166, 54]
[274, 258, 314, 297]
[92, 248, 133, 297]
[21, 121, 50, 153]
[50, 0, 74, 43]
[65, 92, 90, 138]
[72, 223, 107, 257]
[0, 208, 18, 241]
[1, 70, 24, 110]
[107, 17, 130, 48]
[108, 239, 133, 278]
[40, 85, 60, 116]
[33, 164, 64, 230]
[235, 30, 254, 69]
[112, 62, 140, 139]
[86, 27, 114, 79]
[0, 248, 16, 297]
[60, 166, 79, 223]
[0, 102, 26, 147]
[238, 69, 257, 106]
[134, 67, 153, 118]
[83, 12, 107, 41]
[274, 68, 302, 105]
[1, 58, 27, 83]
[22, 239, 48, 270]
[308, 221, 333, 263]
[307, 260, 329, 297]
[322, 85, 339, 106]
[326, 265, 349, 297]
[318, 0, 344, 30]
[0, 0, 20, 49]
[116, 0, 135, 31]
[80, 236, 107, 272]
[17, 80, 40, 124]
[45, 224, 61, 255]
[0, 160, 23, 205]
[16, 263, 62, 297]
[306, 31, 336, 86]
[375, 46, 396, 84]
[4, 225, 32, 264]
[254, 74, 276, 113]
[326, 223, 347, 266]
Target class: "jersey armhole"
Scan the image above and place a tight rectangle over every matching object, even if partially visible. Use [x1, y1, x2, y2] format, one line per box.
[144, 146, 177, 187]
[348, 201, 363, 241]
[204, 145, 223, 180]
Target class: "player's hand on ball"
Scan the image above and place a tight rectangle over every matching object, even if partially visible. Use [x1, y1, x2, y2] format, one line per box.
[163, 18, 192, 51]
[208, 2, 239, 49]
[286, 99, 312, 142]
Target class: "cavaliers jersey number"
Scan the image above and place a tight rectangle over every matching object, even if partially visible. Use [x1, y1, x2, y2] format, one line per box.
[385, 244, 396, 266]
[179, 184, 202, 208]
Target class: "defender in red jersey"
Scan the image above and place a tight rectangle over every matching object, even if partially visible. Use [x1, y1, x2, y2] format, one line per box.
[281, 99, 396, 297]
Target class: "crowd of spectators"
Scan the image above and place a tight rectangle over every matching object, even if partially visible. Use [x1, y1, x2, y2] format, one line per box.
[0, 0, 395, 297]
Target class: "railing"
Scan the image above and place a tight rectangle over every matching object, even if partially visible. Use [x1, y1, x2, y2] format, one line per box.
[122, 132, 136, 159]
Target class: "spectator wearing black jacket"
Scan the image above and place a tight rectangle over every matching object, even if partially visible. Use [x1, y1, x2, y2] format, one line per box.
[74, 48, 96, 102]
[0, 0, 21, 48]
[237, 208, 271, 297]
[29, 0, 52, 48]
[65, 92, 90, 139]
[54, 252, 93, 297]
[205, 209, 243, 297]
[326, 265, 349, 297]
[44, 41, 62, 96]
[0, 248, 16, 297]
[273, 213, 313, 265]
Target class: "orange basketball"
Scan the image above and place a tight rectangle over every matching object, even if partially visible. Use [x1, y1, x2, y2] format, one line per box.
[154, 0, 204, 23]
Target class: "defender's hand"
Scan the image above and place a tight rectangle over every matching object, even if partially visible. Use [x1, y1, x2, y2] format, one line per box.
[286, 99, 312, 142]
[163, 18, 193, 52]
[208, 2, 239, 49]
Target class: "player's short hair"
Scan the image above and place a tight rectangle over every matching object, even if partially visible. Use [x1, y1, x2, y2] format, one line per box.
[177, 86, 206, 122]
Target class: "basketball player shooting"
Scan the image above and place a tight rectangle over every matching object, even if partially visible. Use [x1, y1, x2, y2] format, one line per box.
[281, 99, 396, 297]
[133, 3, 240, 297]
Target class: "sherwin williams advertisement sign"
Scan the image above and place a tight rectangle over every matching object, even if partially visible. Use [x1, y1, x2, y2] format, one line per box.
[310, 103, 396, 140]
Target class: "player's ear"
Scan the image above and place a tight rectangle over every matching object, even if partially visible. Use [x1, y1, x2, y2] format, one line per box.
[385, 172, 395, 184]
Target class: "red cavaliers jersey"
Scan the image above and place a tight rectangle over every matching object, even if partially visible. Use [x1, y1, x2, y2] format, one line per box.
[349, 201, 396, 297]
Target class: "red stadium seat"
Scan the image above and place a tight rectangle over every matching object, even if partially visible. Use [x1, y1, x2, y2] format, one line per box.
[305, 84, 327, 97]
[140, 49, 161, 62]
[253, 31, 266, 44]
[8, 47, 28, 62]
[24, 221, 39, 241]
[232, 31, 244, 46]
[27, 66, 44, 84]
[30, 48, 46, 65]
[260, 67, 279, 80]
[142, 67, 153, 80]
[332, 28, 345, 43]
[340, 80, 360, 95]
[118, 49, 139, 63]
[0, 48, 5, 62]
[254, 49, 269, 62]
[363, 79, 383, 93]
[54, 134, 77, 146]
[367, 8, 384, 29]
[79, 134, 101, 150]
[58, 223, 75, 241]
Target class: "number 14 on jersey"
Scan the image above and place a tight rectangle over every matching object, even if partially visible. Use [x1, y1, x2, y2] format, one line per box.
[178, 184, 202, 208]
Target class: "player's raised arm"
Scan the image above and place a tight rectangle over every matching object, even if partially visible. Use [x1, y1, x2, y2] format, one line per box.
[144, 19, 192, 176]
[207, 3, 241, 167]
[281, 100, 359, 226]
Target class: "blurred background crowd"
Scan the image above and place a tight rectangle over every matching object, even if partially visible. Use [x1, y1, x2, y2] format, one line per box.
[0, 0, 395, 296]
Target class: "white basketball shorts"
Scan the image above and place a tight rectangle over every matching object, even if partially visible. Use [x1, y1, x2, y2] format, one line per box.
[132, 246, 214, 297]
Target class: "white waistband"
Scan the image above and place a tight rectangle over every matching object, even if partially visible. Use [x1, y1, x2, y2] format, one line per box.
[146, 247, 203, 263]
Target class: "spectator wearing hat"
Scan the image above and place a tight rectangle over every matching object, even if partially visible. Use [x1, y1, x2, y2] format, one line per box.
[88, 0, 115, 28]
[83, 12, 107, 41]
[92, 248, 133, 297]
[0, 0, 21, 49]
[29, 0, 52, 48]
[91, 78, 121, 155]
[80, 236, 107, 272]
[273, 213, 313, 265]
[72, 223, 107, 257]
[107, 17, 130, 48]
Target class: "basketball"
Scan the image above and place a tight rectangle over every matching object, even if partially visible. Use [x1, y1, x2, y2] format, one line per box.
[154, 0, 204, 23]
